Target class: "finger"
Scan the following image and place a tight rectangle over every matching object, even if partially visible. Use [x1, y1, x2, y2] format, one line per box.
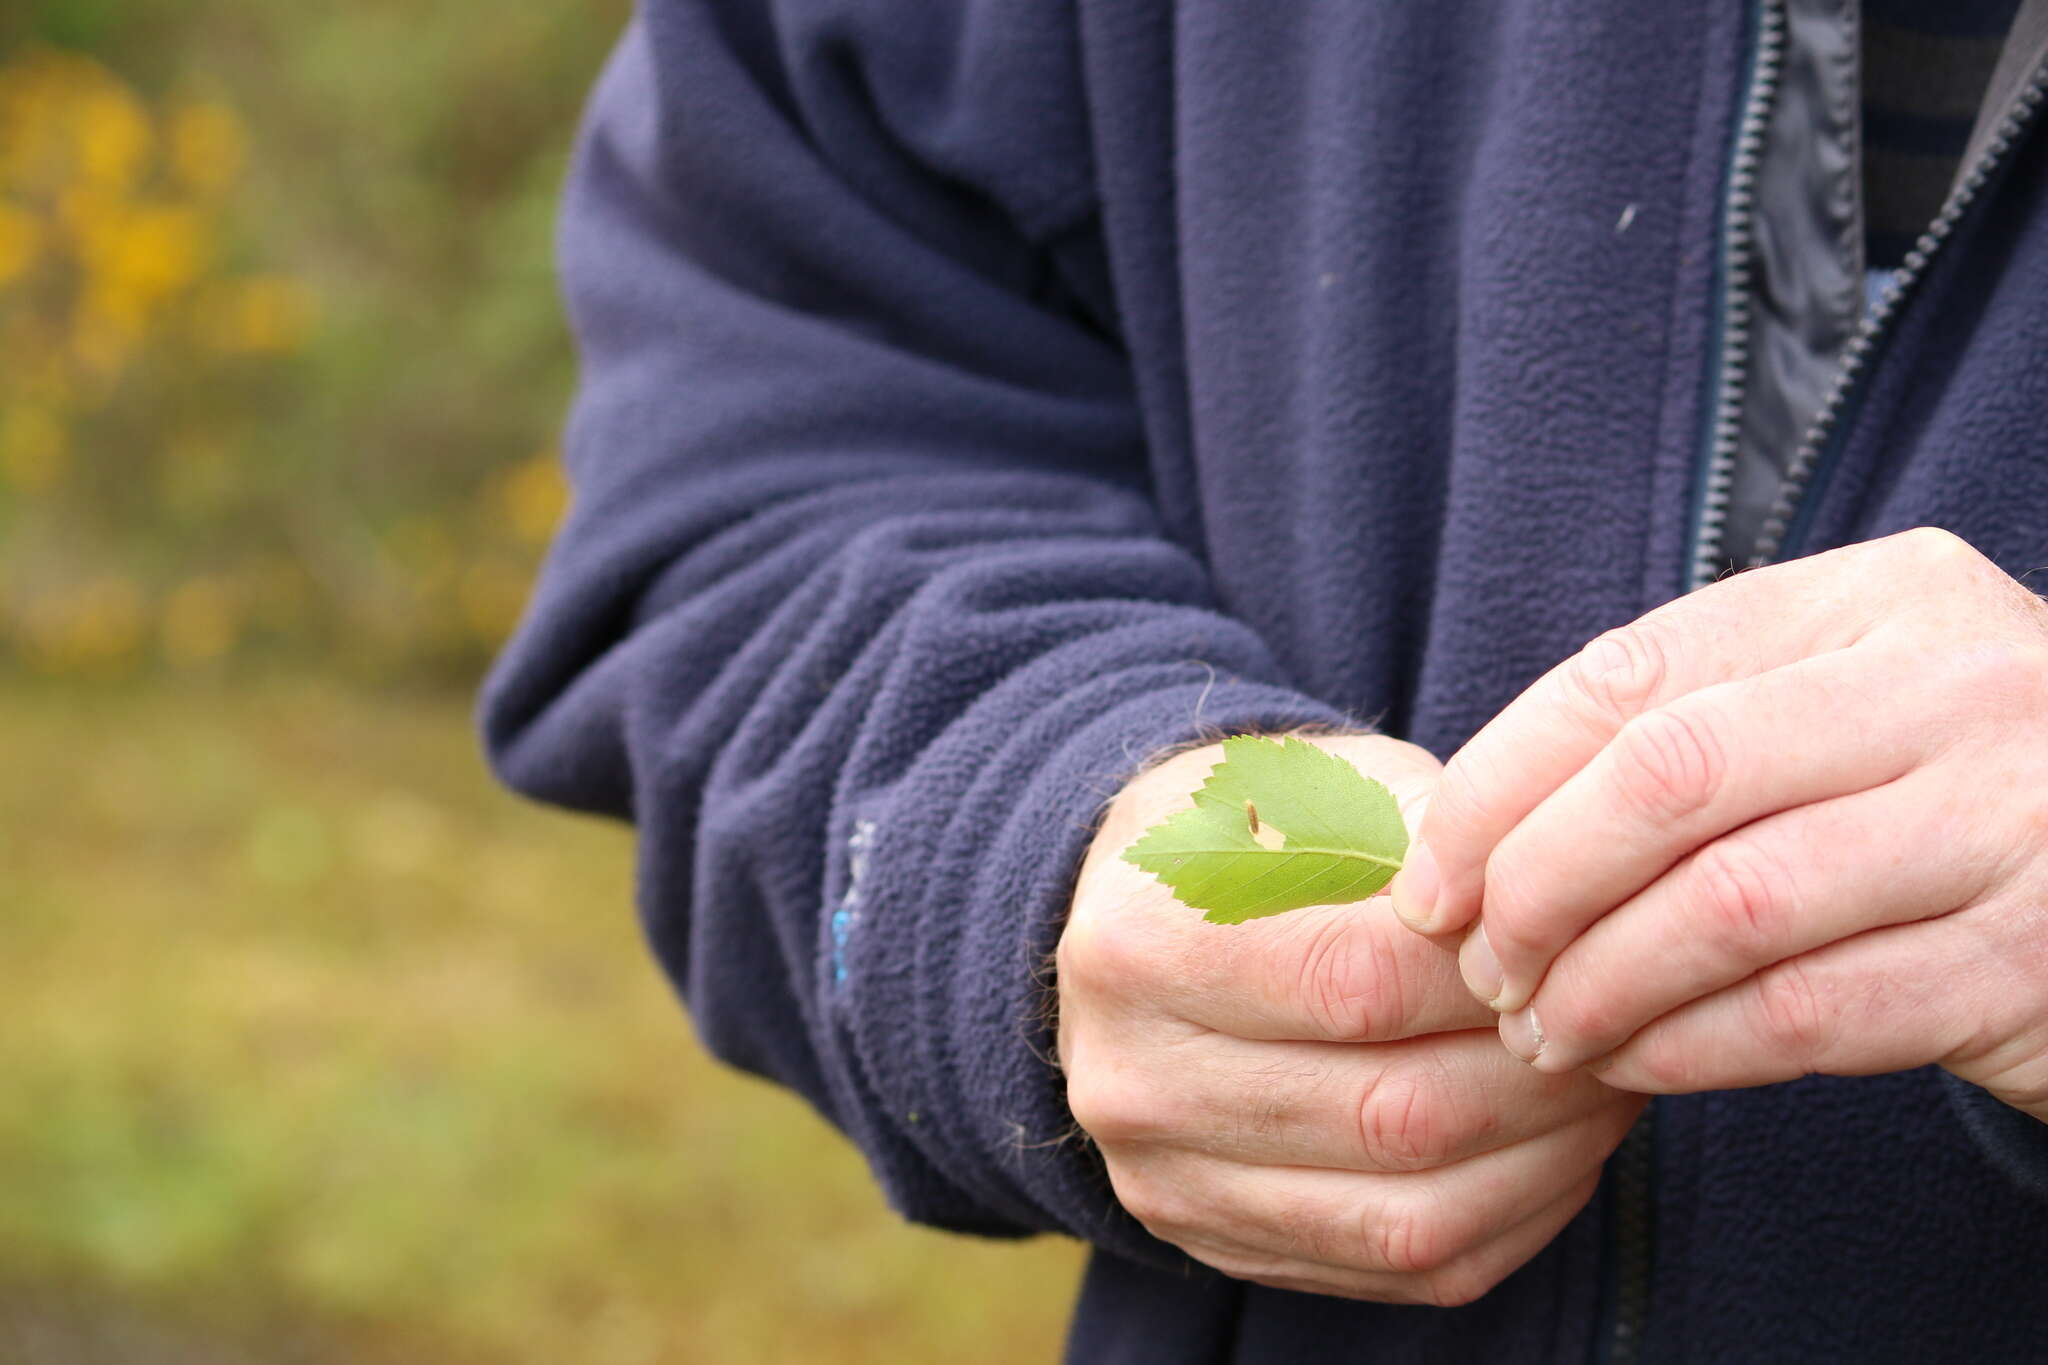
[1114, 1102, 1639, 1289]
[1177, 898, 1493, 1042]
[1592, 921, 1992, 1094]
[1392, 538, 1910, 939]
[1508, 769, 1997, 1072]
[1203, 1167, 1605, 1307]
[1464, 642, 1942, 1012]
[1107, 1028, 1620, 1172]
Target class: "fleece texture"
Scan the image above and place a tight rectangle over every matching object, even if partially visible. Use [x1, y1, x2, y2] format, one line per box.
[479, 3, 2048, 1360]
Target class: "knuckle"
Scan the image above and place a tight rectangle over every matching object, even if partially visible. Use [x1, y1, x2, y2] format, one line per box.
[1610, 705, 1726, 824]
[1564, 625, 1671, 723]
[1688, 835, 1797, 962]
[1294, 916, 1403, 1042]
[1895, 525, 1977, 571]
[1106, 1161, 1192, 1238]
[1420, 1260, 1505, 1309]
[1365, 1188, 1452, 1276]
[1543, 977, 1627, 1053]
[1060, 1068, 1118, 1141]
[1064, 1065, 1161, 1148]
[1753, 959, 1832, 1069]
[1058, 905, 1166, 1003]
[1053, 914, 1117, 997]
[1631, 1030, 1705, 1091]
[1355, 1063, 1454, 1171]
[1892, 526, 2028, 607]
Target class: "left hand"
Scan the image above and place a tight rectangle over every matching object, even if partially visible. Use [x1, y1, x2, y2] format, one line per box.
[1387, 527, 2048, 1123]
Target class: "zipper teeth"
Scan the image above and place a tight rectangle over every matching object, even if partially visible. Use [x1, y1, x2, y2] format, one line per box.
[1690, 0, 1789, 593]
[1605, 1109, 1656, 1365]
[1748, 63, 2048, 565]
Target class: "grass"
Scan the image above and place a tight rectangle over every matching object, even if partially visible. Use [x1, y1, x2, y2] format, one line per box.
[0, 675, 1083, 1363]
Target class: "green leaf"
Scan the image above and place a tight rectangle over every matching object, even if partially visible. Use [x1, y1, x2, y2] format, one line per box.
[1121, 735, 1408, 925]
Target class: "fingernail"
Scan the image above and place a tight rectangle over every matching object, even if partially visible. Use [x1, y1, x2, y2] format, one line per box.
[1499, 1006, 1545, 1063]
[1389, 840, 1440, 932]
[1460, 924, 1505, 1007]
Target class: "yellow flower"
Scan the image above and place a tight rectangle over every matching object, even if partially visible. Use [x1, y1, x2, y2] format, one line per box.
[106, 202, 207, 302]
[169, 100, 246, 196]
[59, 185, 123, 248]
[74, 81, 152, 192]
[61, 200, 208, 377]
[495, 451, 570, 544]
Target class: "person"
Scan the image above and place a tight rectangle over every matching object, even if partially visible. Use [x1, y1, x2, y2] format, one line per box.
[480, 0, 2048, 1358]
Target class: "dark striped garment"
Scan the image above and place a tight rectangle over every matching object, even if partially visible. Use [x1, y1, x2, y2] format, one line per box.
[1863, 0, 2024, 266]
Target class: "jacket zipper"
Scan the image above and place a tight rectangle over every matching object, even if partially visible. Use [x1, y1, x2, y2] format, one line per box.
[1599, 1109, 1656, 1365]
[1751, 57, 2048, 563]
[1688, 0, 1788, 594]
[1608, 5, 1789, 1358]
[1691, 15, 2048, 585]
[1642, 20, 2048, 1365]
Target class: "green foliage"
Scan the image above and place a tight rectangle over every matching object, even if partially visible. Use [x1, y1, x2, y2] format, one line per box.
[0, 679, 1082, 1364]
[1122, 735, 1408, 924]
[0, 10, 1088, 1360]
[22, 0, 122, 51]
[0, 1, 631, 684]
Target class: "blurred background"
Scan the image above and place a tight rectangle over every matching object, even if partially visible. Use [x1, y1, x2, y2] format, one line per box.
[0, 3, 1082, 1361]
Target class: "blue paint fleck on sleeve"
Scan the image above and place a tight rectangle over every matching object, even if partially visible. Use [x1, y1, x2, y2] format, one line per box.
[830, 818, 877, 987]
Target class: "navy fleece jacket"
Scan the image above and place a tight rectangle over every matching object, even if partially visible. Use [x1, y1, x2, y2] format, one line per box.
[481, 3, 2048, 1360]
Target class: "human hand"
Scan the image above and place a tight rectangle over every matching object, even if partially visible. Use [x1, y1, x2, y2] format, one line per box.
[1057, 733, 1644, 1305]
[1390, 528, 2048, 1123]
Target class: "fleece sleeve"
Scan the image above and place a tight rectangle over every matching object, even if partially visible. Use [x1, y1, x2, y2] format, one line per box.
[477, 2, 1351, 1264]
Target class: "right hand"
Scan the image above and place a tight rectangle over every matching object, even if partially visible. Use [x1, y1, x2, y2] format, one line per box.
[1055, 733, 1645, 1306]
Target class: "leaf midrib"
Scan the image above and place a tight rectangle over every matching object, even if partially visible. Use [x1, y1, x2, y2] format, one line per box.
[1144, 844, 1402, 872]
